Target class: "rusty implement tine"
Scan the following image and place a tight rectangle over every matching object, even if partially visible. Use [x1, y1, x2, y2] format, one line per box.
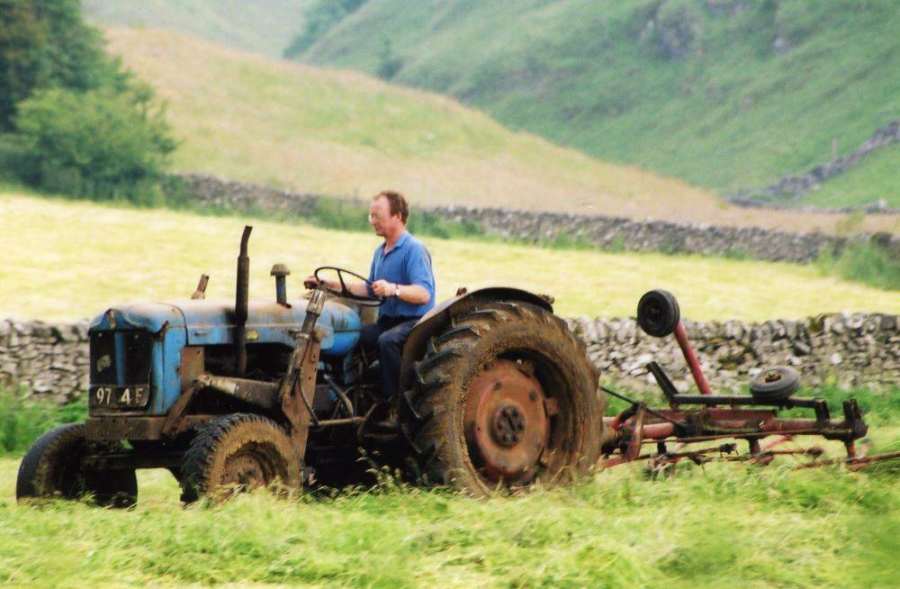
[795, 450, 900, 471]
[624, 405, 646, 462]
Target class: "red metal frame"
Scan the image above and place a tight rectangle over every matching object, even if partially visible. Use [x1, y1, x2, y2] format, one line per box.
[600, 318, 899, 471]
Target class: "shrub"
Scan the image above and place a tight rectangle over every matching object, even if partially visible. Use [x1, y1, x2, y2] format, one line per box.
[817, 239, 900, 291]
[0, 387, 86, 455]
[13, 84, 176, 203]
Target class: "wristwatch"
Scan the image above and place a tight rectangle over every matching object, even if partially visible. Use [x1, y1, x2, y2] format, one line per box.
[393, 283, 401, 298]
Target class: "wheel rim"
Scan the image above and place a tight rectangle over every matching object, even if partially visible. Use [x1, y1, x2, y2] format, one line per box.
[463, 359, 552, 485]
[220, 444, 285, 493]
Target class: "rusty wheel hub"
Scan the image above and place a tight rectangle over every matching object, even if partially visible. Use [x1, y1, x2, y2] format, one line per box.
[492, 404, 527, 446]
[222, 449, 274, 491]
[464, 359, 552, 483]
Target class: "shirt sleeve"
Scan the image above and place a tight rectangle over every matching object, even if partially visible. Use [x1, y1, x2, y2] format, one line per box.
[404, 242, 435, 294]
[367, 248, 378, 297]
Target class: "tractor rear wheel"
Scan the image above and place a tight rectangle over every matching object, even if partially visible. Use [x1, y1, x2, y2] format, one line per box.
[16, 423, 137, 508]
[400, 301, 604, 495]
[180, 414, 300, 502]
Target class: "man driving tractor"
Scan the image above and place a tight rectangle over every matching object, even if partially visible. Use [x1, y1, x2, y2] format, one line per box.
[306, 190, 436, 407]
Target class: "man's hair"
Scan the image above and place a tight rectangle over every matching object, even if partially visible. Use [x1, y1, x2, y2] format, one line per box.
[374, 190, 409, 224]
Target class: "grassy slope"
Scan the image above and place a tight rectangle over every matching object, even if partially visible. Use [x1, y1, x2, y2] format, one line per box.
[804, 143, 900, 208]
[2, 190, 899, 323]
[82, 0, 309, 58]
[301, 0, 900, 208]
[103, 28, 898, 234]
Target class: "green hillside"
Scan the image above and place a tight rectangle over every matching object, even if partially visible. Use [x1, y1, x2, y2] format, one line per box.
[82, 0, 309, 57]
[295, 0, 900, 208]
[103, 28, 898, 234]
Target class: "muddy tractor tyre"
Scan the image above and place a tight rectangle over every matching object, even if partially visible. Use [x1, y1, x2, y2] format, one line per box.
[400, 301, 605, 495]
[180, 413, 301, 503]
[16, 423, 137, 508]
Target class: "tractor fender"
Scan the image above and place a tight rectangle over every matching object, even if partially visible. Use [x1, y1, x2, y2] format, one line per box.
[398, 287, 553, 391]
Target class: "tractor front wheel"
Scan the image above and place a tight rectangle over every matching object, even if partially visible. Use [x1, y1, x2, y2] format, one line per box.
[180, 414, 301, 502]
[16, 423, 137, 508]
[401, 301, 605, 495]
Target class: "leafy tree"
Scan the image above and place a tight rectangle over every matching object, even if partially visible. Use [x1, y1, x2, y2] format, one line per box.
[1, 0, 174, 201]
[0, 0, 125, 130]
[376, 37, 402, 80]
[0, 0, 45, 130]
[14, 84, 176, 202]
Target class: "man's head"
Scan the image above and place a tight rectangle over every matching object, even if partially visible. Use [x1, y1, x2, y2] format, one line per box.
[369, 190, 409, 238]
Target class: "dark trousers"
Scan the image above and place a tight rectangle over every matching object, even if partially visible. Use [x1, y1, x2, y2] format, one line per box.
[359, 315, 419, 400]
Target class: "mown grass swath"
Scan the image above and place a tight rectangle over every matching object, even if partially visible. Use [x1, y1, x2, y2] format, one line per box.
[3, 191, 900, 323]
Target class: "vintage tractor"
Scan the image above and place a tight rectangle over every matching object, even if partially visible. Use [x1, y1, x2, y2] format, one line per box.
[17, 228, 898, 507]
[17, 227, 604, 505]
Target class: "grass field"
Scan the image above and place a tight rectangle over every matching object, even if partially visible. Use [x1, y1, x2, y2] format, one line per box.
[101, 28, 898, 235]
[2, 191, 899, 323]
[298, 0, 900, 208]
[1, 424, 898, 587]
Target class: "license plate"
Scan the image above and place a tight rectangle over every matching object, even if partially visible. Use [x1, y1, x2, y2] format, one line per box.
[90, 385, 150, 410]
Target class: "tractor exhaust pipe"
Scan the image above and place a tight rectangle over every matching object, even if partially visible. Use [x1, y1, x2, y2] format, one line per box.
[235, 226, 252, 376]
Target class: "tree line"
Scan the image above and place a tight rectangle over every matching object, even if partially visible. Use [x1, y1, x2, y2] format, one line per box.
[0, 0, 175, 203]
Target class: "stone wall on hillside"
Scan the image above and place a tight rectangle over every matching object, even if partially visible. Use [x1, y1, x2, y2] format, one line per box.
[2, 313, 896, 405]
[176, 173, 900, 264]
[728, 120, 900, 212]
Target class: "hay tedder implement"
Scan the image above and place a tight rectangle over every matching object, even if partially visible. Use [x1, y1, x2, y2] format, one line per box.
[599, 290, 900, 473]
[16, 228, 899, 507]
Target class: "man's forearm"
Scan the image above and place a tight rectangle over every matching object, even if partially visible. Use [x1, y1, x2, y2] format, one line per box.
[322, 278, 370, 298]
[394, 283, 430, 305]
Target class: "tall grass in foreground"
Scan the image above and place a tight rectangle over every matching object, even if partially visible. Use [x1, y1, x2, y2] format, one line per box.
[1, 453, 898, 588]
[0, 388, 86, 455]
[1, 384, 897, 587]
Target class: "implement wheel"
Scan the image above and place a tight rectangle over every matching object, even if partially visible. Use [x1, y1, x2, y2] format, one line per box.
[16, 423, 137, 508]
[401, 301, 604, 495]
[180, 413, 300, 502]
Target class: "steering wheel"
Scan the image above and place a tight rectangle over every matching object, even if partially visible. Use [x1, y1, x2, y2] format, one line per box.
[313, 266, 383, 307]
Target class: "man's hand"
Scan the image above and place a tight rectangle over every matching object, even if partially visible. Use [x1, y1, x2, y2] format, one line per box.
[303, 275, 321, 289]
[304, 275, 341, 291]
[371, 279, 396, 299]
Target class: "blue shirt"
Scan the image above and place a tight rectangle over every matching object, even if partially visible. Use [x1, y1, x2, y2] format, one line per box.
[368, 231, 436, 318]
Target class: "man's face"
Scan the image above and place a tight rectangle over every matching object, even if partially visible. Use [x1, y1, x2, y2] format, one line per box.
[369, 196, 399, 237]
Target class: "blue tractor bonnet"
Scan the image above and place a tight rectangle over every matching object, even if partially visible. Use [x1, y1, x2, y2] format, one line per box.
[89, 299, 362, 356]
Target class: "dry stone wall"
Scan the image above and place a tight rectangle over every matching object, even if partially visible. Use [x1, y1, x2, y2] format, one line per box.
[567, 312, 899, 395]
[0, 320, 89, 404]
[728, 120, 900, 212]
[176, 174, 900, 264]
[2, 313, 896, 405]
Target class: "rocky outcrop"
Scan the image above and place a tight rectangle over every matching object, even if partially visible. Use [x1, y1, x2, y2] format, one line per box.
[176, 174, 900, 264]
[2, 313, 896, 404]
